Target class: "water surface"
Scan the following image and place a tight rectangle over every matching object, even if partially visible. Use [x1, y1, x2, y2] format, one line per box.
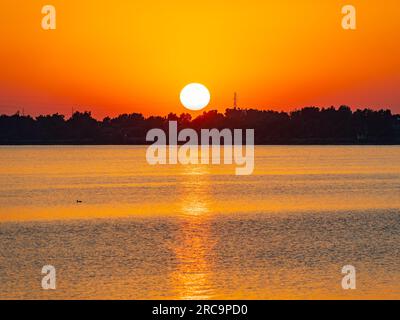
[1, 146, 399, 299]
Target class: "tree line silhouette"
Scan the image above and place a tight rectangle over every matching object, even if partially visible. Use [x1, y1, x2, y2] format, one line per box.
[1, 106, 399, 144]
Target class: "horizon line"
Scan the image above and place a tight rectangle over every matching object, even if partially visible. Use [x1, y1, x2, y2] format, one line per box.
[1, 105, 399, 121]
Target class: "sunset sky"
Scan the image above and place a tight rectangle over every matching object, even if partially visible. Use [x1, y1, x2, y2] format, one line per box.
[1, 0, 399, 118]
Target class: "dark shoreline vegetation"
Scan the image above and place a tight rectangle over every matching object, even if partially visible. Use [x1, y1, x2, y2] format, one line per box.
[1, 106, 400, 145]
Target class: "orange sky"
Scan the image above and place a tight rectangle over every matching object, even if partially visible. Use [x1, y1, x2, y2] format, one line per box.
[0, 0, 399, 118]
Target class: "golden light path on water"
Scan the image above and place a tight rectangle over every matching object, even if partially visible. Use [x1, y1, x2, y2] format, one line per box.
[171, 165, 213, 300]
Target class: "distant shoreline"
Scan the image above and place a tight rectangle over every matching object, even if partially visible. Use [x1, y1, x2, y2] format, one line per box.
[1, 106, 400, 145]
[1, 142, 400, 146]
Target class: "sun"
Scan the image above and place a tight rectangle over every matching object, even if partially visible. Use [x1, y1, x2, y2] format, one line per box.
[180, 83, 211, 111]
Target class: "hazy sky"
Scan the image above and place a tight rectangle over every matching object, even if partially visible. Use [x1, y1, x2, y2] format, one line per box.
[1, 0, 399, 118]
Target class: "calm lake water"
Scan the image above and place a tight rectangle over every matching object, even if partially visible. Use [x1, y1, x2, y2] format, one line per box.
[0, 146, 400, 299]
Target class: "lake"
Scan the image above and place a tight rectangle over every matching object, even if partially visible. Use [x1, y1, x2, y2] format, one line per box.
[0, 146, 400, 299]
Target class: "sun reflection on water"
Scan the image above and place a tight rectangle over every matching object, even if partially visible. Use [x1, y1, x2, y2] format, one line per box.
[169, 164, 216, 299]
